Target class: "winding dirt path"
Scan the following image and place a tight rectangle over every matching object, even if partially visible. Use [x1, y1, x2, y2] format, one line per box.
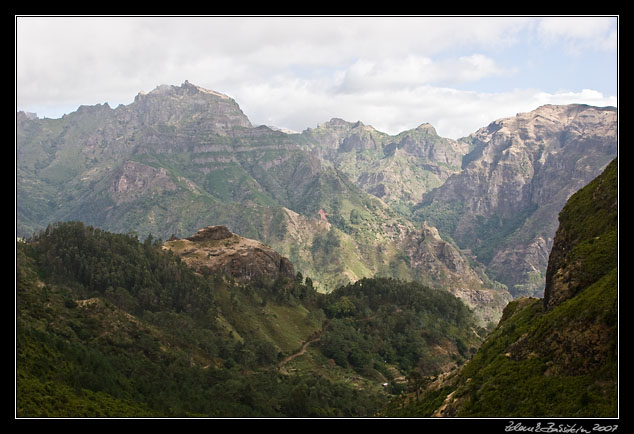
[279, 333, 321, 373]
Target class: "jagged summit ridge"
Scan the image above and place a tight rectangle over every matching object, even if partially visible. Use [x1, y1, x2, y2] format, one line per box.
[136, 80, 233, 101]
[16, 82, 617, 320]
[129, 81, 253, 132]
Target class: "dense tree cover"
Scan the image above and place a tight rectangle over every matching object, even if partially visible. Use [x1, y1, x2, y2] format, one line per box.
[318, 278, 482, 376]
[17, 325, 383, 417]
[16, 222, 482, 417]
[310, 228, 344, 272]
[25, 221, 216, 316]
[16, 222, 384, 417]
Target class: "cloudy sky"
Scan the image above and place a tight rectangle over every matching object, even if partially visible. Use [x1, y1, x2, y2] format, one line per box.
[15, 15, 618, 139]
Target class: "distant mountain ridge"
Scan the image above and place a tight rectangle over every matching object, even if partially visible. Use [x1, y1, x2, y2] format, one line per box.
[16, 81, 617, 324]
[416, 104, 617, 297]
[299, 117, 469, 210]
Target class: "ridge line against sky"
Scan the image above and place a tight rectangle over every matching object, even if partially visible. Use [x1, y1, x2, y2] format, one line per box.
[15, 15, 618, 139]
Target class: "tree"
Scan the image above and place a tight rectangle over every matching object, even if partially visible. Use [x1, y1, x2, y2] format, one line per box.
[407, 370, 430, 401]
[325, 296, 356, 318]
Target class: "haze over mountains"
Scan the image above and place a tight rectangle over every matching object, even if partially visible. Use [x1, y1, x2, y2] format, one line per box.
[16, 81, 617, 324]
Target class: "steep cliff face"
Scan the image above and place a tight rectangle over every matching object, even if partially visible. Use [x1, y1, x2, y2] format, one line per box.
[404, 159, 618, 418]
[109, 161, 178, 205]
[543, 158, 618, 310]
[299, 118, 387, 160]
[163, 225, 296, 282]
[418, 104, 617, 297]
[403, 222, 512, 326]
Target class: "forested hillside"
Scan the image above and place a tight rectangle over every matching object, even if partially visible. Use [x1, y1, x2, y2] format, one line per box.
[16, 221, 482, 417]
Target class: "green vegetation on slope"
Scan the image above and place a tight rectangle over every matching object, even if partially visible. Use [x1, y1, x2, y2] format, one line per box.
[544, 158, 618, 308]
[320, 278, 482, 378]
[16, 221, 482, 417]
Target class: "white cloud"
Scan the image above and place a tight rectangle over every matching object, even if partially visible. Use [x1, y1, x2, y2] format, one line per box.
[536, 16, 618, 54]
[15, 16, 528, 99]
[15, 16, 617, 140]
[334, 54, 513, 94]
[232, 75, 617, 140]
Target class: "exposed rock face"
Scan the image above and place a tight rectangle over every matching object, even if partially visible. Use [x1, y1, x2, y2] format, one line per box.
[16, 82, 617, 323]
[404, 222, 512, 326]
[109, 161, 177, 204]
[386, 123, 468, 167]
[164, 226, 295, 282]
[419, 104, 617, 297]
[131, 80, 252, 135]
[491, 161, 618, 382]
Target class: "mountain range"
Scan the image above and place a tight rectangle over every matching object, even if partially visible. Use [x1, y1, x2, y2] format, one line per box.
[16, 81, 617, 325]
[14, 157, 618, 418]
[15, 81, 618, 418]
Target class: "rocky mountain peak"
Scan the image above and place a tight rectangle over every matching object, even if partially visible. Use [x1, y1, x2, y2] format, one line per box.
[165, 80, 234, 100]
[421, 221, 441, 240]
[420, 104, 617, 298]
[164, 226, 295, 282]
[135, 81, 231, 100]
[325, 118, 352, 127]
[415, 123, 438, 135]
[473, 103, 617, 146]
[130, 81, 252, 133]
[315, 118, 378, 135]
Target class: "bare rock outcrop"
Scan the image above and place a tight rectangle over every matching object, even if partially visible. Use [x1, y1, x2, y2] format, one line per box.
[109, 160, 177, 205]
[164, 225, 295, 282]
[403, 221, 513, 326]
